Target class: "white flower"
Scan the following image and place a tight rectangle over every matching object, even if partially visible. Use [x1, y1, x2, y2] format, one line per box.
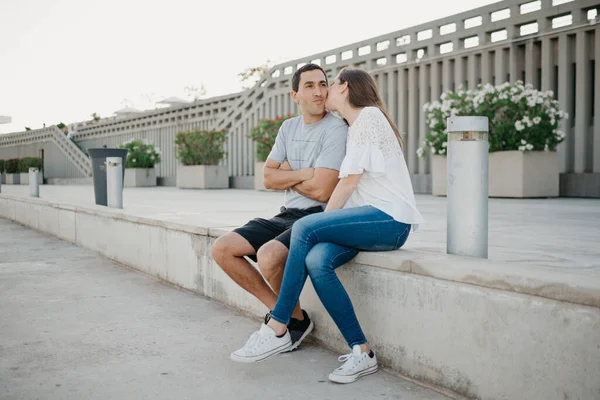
[515, 121, 525, 131]
[132, 158, 137, 163]
[518, 145, 526, 151]
[442, 142, 447, 148]
[422, 103, 430, 112]
[556, 130, 566, 139]
[416, 147, 425, 158]
[533, 116, 541, 124]
[526, 144, 533, 150]
[550, 118, 555, 125]
[146, 149, 152, 154]
[521, 139, 527, 145]
[439, 148, 446, 155]
[151, 155, 155, 161]
[544, 144, 549, 151]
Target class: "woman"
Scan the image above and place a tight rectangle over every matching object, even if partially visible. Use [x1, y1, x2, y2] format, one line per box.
[230, 67, 424, 384]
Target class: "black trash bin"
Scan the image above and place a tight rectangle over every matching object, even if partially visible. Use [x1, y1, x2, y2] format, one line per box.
[88, 148, 128, 206]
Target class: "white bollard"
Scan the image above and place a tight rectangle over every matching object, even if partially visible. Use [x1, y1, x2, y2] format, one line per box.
[29, 167, 40, 198]
[106, 157, 123, 209]
[446, 116, 489, 259]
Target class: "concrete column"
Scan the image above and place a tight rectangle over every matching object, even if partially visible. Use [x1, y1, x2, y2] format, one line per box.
[277, 93, 283, 117]
[495, 48, 507, 85]
[377, 73, 385, 96]
[283, 92, 289, 115]
[442, 58, 452, 91]
[408, 66, 418, 173]
[509, 45, 519, 83]
[419, 65, 429, 174]
[431, 61, 441, 103]
[378, 73, 387, 110]
[387, 70, 397, 124]
[398, 68, 408, 158]
[467, 54, 477, 90]
[541, 37, 555, 92]
[595, 27, 600, 173]
[525, 41, 535, 86]
[481, 51, 493, 85]
[574, 31, 592, 173]
[454, 56, 465, 90]
[557, 34, 574, 173]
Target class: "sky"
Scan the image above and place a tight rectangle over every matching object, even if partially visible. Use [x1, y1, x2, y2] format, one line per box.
[0, 0, 501, 134]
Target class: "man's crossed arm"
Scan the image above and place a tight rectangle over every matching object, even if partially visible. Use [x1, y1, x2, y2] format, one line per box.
[263, 159, 340, 203]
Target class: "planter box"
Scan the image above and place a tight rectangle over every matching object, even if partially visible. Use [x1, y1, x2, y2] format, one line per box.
[124, 168, 156, 187]
[254, 161, 267, 191]
[176, 165, 228, 189]
[431, 151, 559, 198]
[6, 173, 20, 185]
[19, 172, 43, 185]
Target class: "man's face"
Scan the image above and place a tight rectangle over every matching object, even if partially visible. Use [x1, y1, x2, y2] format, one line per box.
[292, 69, 328, 117]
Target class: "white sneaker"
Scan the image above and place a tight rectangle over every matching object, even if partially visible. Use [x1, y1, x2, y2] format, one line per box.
[230, 323, 292, 363]
[328, 345, 378, 384]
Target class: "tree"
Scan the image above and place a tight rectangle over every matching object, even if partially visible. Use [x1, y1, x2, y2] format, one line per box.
[184, 84, 207, 101]
[90, 113, 101, 121]
[238, 60, 272, 89]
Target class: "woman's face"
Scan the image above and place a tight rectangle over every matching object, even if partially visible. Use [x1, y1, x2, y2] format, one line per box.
[325, 75, 345, 112]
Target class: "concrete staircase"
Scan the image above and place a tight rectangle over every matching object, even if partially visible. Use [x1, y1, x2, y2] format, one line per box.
[48, 126, 92, 177]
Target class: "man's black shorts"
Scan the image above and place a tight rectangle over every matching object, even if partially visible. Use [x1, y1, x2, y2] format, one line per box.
[233, 205, 324, 262]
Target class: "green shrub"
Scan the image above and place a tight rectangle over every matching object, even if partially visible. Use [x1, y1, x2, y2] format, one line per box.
[118, 139, 161, 168]
[248, 115, 295, 162]
[0, 159, 4, 173]
[18, 157, 43, 173]
[5, 158, 20, 173]
[175, 129, 229, 166]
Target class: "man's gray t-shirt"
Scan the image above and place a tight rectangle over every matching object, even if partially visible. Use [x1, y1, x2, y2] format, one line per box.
[267, 111, 348, 210]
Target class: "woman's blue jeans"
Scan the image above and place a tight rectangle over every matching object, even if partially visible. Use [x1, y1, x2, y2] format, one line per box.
[270, 206, 411, 348]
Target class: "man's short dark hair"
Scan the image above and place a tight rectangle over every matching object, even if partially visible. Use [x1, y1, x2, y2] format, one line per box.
[292, 63, 328, 92]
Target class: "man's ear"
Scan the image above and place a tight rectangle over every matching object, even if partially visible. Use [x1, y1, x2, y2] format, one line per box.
[291, 90, 298, 104]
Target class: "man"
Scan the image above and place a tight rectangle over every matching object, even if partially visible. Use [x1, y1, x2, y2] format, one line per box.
[211, 63, 348, 351]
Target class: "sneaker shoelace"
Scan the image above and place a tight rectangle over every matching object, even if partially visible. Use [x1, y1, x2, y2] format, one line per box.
[336, 352, 362, 371]
[245, 329, 274, 352]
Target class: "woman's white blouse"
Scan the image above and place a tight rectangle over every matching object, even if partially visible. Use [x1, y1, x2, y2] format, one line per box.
[338, 106, 424, 231]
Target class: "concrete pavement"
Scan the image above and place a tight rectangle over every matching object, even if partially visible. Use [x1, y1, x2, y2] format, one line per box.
[0, 218, 448, 400]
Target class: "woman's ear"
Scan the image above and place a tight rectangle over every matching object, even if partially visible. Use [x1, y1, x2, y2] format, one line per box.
[339, 81, 349, 94]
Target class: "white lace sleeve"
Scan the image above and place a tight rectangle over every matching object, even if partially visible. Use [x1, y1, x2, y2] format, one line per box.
[338, 107, 398, 178]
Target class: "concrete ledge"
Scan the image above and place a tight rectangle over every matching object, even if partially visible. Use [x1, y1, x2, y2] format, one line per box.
[1, 193, 599, 400]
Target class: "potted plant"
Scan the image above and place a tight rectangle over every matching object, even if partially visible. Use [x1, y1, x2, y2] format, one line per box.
[118, 139, 161, 187]
[174, 129, 229, 189]
[0, 159, 5, 184]
[248, 115, 294, 191]
[5, 158, 20, 184]
[18, 157, 43, 185]
[419, 81, 567, 198]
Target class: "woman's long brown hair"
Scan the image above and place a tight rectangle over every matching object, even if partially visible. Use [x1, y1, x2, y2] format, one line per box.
[338, 67, 404, 149]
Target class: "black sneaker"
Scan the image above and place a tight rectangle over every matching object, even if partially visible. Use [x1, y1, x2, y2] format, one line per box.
[263, 310, 314, 352]
[285, 309, 314, 352]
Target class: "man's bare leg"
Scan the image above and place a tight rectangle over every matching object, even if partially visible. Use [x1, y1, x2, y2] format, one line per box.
[211, 232, 278, 310]
[256, 240, 304, 321]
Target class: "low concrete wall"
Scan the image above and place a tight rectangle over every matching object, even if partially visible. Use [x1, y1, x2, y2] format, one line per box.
[1, 194, 599, 400]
